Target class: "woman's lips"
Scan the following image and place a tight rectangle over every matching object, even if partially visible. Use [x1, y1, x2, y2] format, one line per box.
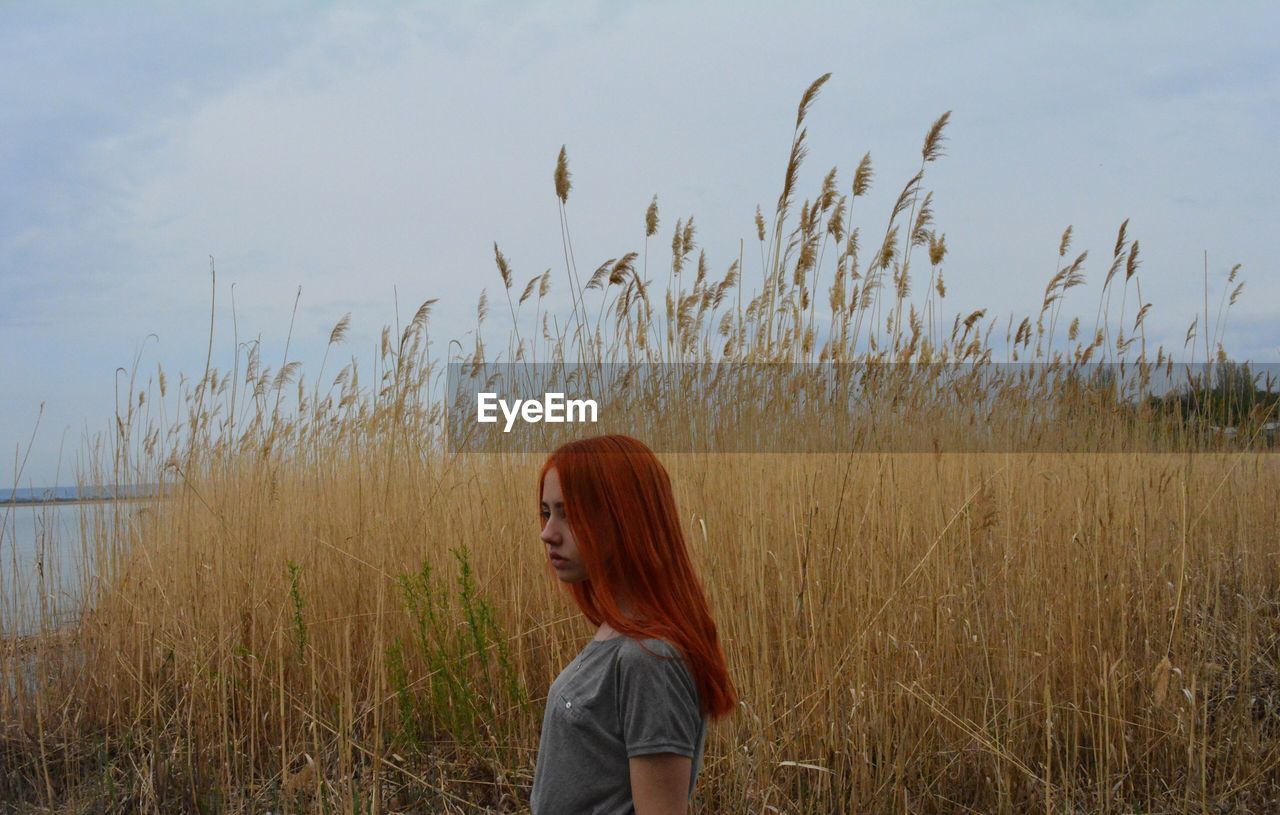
[549, 554, 568, 567]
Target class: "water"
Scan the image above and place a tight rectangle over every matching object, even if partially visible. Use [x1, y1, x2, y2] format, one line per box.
[3, 484, 155, 502]
[1, 486, 157, 631]
[1, 501, 96, 635]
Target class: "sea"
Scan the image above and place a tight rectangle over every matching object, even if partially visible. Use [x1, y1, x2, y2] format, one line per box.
[1, 486, 148, 636]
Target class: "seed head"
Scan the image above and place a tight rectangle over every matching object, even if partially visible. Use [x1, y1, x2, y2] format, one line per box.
[1125, 240, 1141, 281]
[493, 243, 512, 289]
[328, 313, 351, 345]
[795, 72, 832, 130]
[1113, 218, 1130, 258]
[554, 145, 572, 203]
[852, 152, 873, 197]
[519, 275, 539, 305]
[922, 111, 952, 163]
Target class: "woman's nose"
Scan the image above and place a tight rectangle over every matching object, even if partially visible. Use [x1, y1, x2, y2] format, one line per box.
[540, 522, 558, 544]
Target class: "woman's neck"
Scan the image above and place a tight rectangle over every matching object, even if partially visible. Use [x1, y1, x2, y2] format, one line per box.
[593, 621, 621, 641]
[593, 601, 633, 641]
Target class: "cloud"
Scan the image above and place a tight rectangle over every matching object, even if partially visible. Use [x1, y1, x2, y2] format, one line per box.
[2, 1, 1279, 484]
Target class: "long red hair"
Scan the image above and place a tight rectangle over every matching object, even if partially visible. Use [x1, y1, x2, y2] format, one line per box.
[537, 434, 737, 720]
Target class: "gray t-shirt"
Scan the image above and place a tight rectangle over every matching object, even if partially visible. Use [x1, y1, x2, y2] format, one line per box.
[530, 635, 707, 814]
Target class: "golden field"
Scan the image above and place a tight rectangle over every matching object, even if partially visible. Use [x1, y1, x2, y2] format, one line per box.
[3, 75, 1278, 813]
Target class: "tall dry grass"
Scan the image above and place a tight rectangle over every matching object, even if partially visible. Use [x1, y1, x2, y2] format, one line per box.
[2, 74, 1278, 813]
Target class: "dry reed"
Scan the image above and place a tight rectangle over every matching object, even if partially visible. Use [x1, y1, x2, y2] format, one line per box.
[2, 75, 1278, 814]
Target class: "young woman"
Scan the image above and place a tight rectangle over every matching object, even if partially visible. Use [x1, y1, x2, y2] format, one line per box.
[530, 434, 737, 814]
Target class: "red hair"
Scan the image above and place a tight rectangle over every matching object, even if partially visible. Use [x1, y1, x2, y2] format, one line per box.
[537, 434, 738, 720]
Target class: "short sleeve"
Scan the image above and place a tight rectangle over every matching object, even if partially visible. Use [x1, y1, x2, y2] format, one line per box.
[616, 639, 702, 758]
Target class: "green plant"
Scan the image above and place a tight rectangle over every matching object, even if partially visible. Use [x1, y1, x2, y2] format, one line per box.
[287, 559, 308, 664]
[387, 547, 526, 749]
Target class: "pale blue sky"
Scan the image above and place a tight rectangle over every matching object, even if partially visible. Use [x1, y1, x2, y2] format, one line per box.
[2, 1, 1278, 486]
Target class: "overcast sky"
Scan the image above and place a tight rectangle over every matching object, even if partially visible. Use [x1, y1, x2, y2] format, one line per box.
[2, 1, 1278, 487]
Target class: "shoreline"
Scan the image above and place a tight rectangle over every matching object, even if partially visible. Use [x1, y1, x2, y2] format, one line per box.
[0, 495, 158, 508]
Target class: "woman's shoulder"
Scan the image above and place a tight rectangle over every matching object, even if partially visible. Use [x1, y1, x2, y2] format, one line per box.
[611, 635, 688, 669]
[611, 636, 702, 713]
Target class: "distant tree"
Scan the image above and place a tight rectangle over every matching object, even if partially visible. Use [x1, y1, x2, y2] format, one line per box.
[1147, 361, 1280, 429]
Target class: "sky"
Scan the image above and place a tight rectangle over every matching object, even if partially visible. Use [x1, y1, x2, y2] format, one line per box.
[2, 1, 1278, 487]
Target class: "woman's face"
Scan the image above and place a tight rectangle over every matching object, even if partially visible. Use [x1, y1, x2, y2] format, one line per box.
[540, 467, 588, 583]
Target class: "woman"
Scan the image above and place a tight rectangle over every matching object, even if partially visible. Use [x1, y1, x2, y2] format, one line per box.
[530, 434, 737, 814]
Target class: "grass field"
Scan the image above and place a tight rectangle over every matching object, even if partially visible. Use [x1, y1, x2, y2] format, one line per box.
[3, 75, 1278, 813]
